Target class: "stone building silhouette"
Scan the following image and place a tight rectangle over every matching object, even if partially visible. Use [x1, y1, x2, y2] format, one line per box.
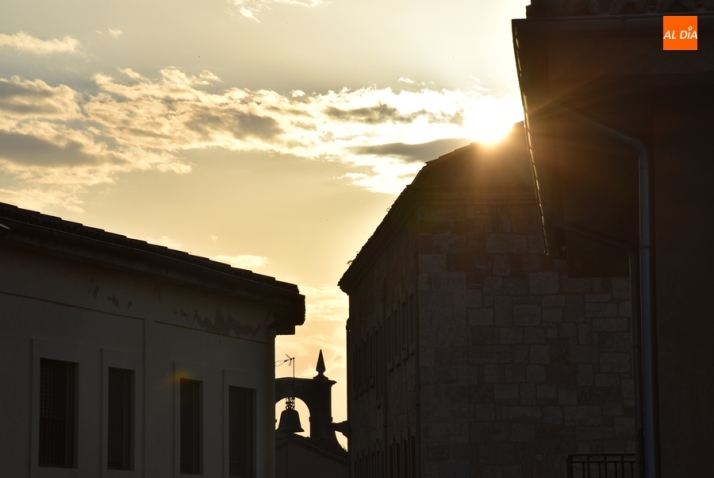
[275, 351, 348, 478]
[339, 125, 636, 477]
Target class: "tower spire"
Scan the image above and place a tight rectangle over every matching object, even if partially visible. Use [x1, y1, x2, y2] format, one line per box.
[314, 349, 327, 379]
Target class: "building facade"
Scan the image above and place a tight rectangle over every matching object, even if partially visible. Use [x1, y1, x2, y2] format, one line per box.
[339, 126, 636, 477]
[0, 202, 305, 478]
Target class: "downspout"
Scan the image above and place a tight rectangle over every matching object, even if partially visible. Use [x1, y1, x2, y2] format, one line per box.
[552, 106, 660, 478]
[543, 211, 643, 477]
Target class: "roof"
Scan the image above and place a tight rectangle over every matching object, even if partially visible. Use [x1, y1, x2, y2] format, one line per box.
[526, 0, 714, 17]
[0, 202, 305, 333]
[338, 123, 537, 293]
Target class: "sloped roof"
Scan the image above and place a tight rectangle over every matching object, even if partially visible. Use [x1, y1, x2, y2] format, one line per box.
[338, 123, 536, 292]
[0, 201, 305, 331]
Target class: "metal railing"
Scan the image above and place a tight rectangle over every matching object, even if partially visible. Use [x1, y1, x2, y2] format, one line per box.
[567, 454, 636, 478]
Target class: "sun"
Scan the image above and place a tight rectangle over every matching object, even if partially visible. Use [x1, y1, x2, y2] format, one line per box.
[467, 96, 524, 146]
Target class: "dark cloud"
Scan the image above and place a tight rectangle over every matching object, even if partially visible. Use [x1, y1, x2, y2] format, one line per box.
[0, 130, 98, 166]
[185, 108, 282, 140]
[325, 103, 426, 124]
[0, 79, 76, 116]
[350, 138, 471, 162]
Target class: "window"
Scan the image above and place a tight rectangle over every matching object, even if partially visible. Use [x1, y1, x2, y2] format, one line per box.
[39, 358, 77, 468]
[228, 386, 254, 477]
[108, 367, 134, 470]
[180, 378, 203, 475]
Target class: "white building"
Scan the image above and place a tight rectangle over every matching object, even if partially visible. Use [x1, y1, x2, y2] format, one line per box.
[0, 202, 305, 478]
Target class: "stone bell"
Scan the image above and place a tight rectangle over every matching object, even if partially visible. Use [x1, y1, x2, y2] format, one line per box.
[277, 397, 304, 434]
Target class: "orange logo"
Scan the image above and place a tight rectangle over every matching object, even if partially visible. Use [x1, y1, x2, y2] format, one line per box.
[663, 16, 698, 50]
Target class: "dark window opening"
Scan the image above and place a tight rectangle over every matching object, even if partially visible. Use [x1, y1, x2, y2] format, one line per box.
[39, 358, 77, 468]
[180, 378, 203, 475]
[108, 367, 134, 470]
[229, 386, 254, 477]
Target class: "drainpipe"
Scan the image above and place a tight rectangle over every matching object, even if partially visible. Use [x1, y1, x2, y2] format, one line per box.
[550, 107, 660, 478]
[542, 211, 643, 477]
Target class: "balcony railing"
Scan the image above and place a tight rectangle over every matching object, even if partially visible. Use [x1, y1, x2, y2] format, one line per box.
[567, 454, 636, 478]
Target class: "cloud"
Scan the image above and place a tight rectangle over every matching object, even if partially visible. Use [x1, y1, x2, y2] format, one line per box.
[0, 32, 80, 55]
[230, 0, 323, 21]
[210, 254, 269, 269]
[0, 77, 81, 118]
[108, 29, 123, 39]
[398, 77, 415, 84]
[350, 137, 471, 162]
[0, 68, 523, 209]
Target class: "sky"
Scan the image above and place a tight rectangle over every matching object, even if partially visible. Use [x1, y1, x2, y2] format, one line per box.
[0, 0, 529, 447]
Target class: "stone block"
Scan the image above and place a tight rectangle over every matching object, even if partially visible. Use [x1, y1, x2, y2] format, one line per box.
[618, 301, 632, 317]
[493, 255, 510, 276]
[586, 294, 611, 303]
[520, 383, 536, 405]
[558, 322, 577, 338]
[499, 327, 523, 344]
[595, 374, 620, 387]
[564, 295, 585, 321]
[503, 278, 529, 296]
[468, 307, 494, 326]
[528, 234, 545, 253]
[501, 406, 542, 421]
[530, 345, 550, 364]
[476, 442, 516, 465]
[591, 318, 628, 332]
[484, 364, 501, 383]
[420, 254, 447, 273]
[513, 345, 529, 363]
[529, 271, 560, 294]
[469, 384, 494, 403]
[521, 253, 542, 271]
[542, 295, 566, 307]
[474, 404, 496, 421]
[471, 326, 499, 345]
[510, 424, 535, 442]
[536, 383, 557, 402]
[603, 396, 623, 416]
[546, 327, 558, 339]
[569, 345, 599, 364]
[564, 406, 603, 426]
[578, 365, 594, 386]
[513, 304, 541, 326]
[561, 278, 591, 294]
[611, 278, 631, 299]
[485, 234, 527, 254]
[483, 276, 502, 295]
[494, 296, 513, 326]
[469, 346, 513, 364]
[542, 308, 563, 322]
[578, 324, 592, 345]
[615, 417, 635, 436]
[456, 289, 484, 309]
[600, 353, 631, 373]
[601, 333, 631, 352]
[622, 379, 634, 399]
[558, 387, 578, 405]
[585, 303, 618, 318]
[494, 384, 519, 402]
[504, 363, 526, 383]
[576, 427, 614, 441]
[526, 365, 546, 382]
[543, 407, 563, 424]
[524, 327, 546, 344]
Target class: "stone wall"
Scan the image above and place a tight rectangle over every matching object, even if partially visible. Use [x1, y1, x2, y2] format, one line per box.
[416, 202, 635, 478]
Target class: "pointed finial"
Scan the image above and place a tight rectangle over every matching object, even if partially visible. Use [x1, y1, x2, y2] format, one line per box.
[314, 349, 327, 379]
